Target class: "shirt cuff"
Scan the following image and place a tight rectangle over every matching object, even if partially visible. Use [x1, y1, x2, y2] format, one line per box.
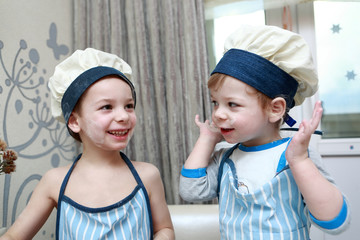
[309, 196, 348, 230]
[181, 166, 207, 178]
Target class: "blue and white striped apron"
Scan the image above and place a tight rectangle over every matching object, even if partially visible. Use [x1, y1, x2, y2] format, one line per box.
[218, 144, 310, 240]
[56, 152, 153, 240]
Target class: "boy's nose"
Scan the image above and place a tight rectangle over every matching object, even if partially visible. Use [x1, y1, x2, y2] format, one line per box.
[213, 107, 227, 120]
[115, 109, 129, 122]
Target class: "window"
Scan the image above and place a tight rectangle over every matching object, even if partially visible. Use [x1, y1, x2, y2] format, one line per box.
[205, 0, 265, 71]
[314, 1, 360, 139]
[212, 11, 265, 63]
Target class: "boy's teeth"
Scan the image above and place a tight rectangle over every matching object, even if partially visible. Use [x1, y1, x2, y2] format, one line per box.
[109, 130, 127, 136]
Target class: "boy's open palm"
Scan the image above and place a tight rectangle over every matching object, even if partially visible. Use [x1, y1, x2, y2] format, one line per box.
[285, 101, 323, 165]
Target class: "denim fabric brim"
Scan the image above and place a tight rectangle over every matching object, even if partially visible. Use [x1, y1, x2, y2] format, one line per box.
[61, 66, 136, 124]
[211, 49, 298, 109]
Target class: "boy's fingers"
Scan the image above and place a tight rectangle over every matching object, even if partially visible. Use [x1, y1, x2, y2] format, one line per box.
[194, 114, 201, 124]
[310, 104, 323, 130]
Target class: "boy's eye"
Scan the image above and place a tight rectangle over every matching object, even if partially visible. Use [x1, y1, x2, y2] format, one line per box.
[228, 102, 238, 107]
[211, 100, 219, 107]
[100, 104, 112, 110]
[125, 103, 135, 109]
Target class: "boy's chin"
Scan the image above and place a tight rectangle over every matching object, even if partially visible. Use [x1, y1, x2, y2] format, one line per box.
[223, 138, 238, 144]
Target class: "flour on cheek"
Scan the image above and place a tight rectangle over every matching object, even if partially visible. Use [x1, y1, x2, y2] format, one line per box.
[83, 118, 105, 145]
[229, 117, 236, 126]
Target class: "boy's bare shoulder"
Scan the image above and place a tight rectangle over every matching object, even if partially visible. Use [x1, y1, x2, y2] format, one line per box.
[43, 164, 72, 181]
[39, 164, 72, 200]
[130, 161, 168, 204]
[131, 161, 161, 182]
[132, 161, 159, 173]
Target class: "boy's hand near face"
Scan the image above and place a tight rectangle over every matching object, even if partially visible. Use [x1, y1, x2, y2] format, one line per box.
[184, 115, 223, 169]
[194, 114, 223, 144]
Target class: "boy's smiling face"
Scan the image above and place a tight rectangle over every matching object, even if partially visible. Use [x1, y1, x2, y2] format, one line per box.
[72, 76, 137, 151]
[210, 75, 278, 147]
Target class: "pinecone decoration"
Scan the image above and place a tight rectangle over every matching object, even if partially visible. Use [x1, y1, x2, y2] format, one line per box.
[0, 139, 17, 174]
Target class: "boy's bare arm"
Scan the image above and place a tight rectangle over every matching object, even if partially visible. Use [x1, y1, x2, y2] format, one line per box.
[1, 169, 59, 240]
[140, 163, 174, 240]
[286, 101, 343, 220]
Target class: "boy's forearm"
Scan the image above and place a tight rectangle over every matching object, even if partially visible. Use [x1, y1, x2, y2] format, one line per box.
[289, 157, 343, 220]
[184, 136, 217, 169]
[0, 231, 19, 240]
[0, 234, 12, 240]
[154, 228, 175, 240]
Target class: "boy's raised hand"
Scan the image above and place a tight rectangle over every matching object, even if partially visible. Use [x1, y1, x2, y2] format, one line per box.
[184, 115, 223, 169]
[194, 114, 223, 144]
[285, 101, 323, 165]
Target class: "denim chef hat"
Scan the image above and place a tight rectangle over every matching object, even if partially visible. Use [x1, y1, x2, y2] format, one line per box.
[212, 25, 318, 126]
[48, 48, 135, 124]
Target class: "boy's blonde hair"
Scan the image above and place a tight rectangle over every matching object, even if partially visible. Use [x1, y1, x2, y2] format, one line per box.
[208, 73, 272, 111]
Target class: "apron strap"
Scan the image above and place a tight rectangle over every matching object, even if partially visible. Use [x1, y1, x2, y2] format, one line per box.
[217, 143, 240, 197]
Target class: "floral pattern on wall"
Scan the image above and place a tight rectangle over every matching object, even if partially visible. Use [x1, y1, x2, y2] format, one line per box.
[0, 22, 76, 237]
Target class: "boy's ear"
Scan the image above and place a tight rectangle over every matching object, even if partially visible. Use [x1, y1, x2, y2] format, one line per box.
[268, 97, 286, 123]
[67, 113, 80, 133]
